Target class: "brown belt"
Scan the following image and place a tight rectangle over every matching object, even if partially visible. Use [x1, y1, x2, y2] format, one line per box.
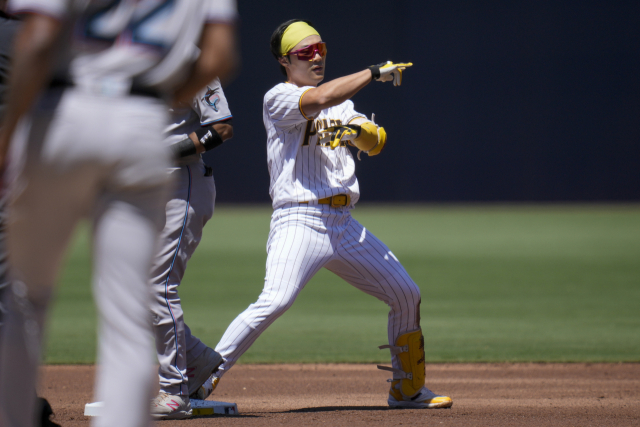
[300, 194, 351, 207]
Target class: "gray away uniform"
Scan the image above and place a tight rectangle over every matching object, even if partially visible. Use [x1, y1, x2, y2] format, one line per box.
[0, 1, 234, 427]
[152, 79, 232, 396]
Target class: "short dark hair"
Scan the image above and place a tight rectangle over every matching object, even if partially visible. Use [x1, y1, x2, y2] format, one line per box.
[270, 19, 315, 77]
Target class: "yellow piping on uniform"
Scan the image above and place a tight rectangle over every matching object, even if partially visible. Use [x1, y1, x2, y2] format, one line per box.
[299, 88, 313, 121]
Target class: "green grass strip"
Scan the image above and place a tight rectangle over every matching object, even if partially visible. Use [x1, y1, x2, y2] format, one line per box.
[46, 204, 640, 363]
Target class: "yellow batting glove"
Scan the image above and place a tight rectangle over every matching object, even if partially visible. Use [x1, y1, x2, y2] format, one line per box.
[351, 122, 379, 152]
[352, 113, 387, 158]
[319, 125, 360, 149]
[368, 61, 413, 86]
[366, 126, 387, 156]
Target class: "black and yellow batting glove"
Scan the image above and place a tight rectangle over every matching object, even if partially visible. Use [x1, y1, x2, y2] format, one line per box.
[319, 124, 360, 150]
[368, 61, 413, 86]
[319, 122, 387, 158]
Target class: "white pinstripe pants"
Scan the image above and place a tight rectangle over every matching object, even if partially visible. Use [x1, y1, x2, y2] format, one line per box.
[215, 204, 422, 376]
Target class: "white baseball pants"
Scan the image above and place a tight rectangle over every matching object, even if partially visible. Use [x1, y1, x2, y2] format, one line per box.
[0, 90, 172, 427]
[215, 204, 422, 376]
[150, 159, 215, 395]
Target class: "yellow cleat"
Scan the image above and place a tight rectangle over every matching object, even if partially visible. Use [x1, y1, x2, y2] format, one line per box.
[378, 329, 453, 409]
[190, 376, 220, 401]
[388, 383, 453, 409]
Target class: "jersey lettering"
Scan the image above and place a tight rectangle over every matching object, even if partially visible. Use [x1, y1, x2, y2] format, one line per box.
[264, 82, 363, 209]
[301, 120, 317, 146]
[302, 118, 345, 147]
[313, 118, 342, 147]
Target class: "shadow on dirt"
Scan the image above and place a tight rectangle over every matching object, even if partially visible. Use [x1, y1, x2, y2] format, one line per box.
[283, 406, 392, 413]
[195, 414, 261, 419]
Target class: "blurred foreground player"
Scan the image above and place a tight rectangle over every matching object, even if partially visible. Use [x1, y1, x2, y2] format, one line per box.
[198, 19, 452, 410]
[0, 1, 237, 427]
[0, 0, 20, 343]
[0, 0, 20, 316]
[0, 4, 59, 426]
[150, 79, 234, 420]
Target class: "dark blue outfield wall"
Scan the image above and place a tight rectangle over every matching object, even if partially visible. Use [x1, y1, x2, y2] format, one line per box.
[205, 0, 640, 202]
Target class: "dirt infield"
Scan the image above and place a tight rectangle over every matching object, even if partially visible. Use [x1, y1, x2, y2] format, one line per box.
[40, 363, 639, 426]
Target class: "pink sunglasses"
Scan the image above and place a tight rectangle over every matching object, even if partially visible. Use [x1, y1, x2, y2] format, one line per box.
[287, 42, 327, 61]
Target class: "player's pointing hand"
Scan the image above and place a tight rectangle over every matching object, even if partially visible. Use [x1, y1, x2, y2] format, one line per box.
[369, 61, 413, 86]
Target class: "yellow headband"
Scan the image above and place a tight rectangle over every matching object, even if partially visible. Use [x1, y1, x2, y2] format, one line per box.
[280, 22, 320, 55]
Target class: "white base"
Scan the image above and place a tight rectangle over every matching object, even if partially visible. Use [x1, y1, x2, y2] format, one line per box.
[191, 399, 239, 416]
[84, 399, 238, 417]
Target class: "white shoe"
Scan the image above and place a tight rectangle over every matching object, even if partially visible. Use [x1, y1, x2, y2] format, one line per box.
[190, 375, 220, 400]
[388, 384, 453, 409]
[150, 392, 192, 419]
[186, 347, 223, 396]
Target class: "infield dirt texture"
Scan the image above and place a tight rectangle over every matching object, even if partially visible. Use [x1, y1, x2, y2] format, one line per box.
[42, 205, 640, 425]
[41, 363, 640, 426]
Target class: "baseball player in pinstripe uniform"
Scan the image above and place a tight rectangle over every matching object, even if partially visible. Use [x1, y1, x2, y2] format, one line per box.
[194, 19, 453, 410]
[150, 78, 234, 420]
[0, 1, 237, 426]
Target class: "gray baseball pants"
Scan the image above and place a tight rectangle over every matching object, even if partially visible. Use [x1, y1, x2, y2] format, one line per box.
[0, 89, 172, 427]
[150, 159, 215, 396]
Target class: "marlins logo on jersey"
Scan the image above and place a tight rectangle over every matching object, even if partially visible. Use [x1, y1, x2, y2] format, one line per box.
[202, 86, 220, 111]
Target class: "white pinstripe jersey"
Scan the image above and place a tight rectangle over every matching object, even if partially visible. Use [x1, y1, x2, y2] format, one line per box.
[8, 0, 237, 94]
[263, 82, 366, 209]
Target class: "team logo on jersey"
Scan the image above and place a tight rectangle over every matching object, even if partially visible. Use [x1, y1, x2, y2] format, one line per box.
[302, 118, 346, 147]
[202, 86, 220, 112]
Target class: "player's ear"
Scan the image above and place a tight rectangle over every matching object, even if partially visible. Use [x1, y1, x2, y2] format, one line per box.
[278, 56, 290, 68]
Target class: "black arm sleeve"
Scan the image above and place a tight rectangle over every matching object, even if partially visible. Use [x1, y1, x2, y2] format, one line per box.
[170, 137, 198, 159]
[169, 121, 232, 159]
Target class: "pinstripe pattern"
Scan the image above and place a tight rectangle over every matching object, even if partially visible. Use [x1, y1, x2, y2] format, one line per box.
[214, 84, 421, 381]
[263, 83, 365, 209]
[215, 204, 421, 377]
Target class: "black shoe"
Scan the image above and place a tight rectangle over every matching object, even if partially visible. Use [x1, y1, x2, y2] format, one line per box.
[37, 397, 61, 427]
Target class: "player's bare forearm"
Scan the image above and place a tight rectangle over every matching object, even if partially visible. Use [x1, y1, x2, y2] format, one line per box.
[172, 23, 238, 107]
[300, 69, 372, 117]
[188, 122, 233, 154]
[212, 122, 233, 142]
[171, 121, 233, 158]
[0, 14, 61, 168]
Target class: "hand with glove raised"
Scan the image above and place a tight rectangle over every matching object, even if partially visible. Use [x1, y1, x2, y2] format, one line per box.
[319, 124, 360, 149]
[319, 114, 387, 158]
[368, 61, 413, 86]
